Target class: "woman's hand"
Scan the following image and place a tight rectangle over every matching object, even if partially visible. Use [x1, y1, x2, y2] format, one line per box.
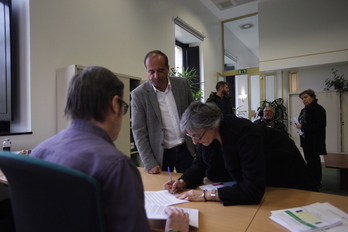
[295, 123, 302, 129]
[163, 179, 186, 194]
[176, 190, 206, 202]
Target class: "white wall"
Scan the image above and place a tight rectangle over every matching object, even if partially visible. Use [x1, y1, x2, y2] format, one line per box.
[224, 27, 259, 69]
[259, 0, 348, 71]
[256, 0, 348, 139]
[1, 0, 222, 151]
[270, 62, 348, 119]
[4, 0, 348, 151]
[297, 63, 348, 92]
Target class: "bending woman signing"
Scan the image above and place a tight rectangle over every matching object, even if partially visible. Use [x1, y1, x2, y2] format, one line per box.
[164, 102, 317, 206]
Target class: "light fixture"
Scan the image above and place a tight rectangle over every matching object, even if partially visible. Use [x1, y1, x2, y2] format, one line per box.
[239, 90, 248, 102]
[240, 23, 253, 29]
[173, 16, 206, 41]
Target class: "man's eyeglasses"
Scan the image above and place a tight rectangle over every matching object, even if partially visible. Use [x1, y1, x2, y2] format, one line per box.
[118, 99, 129, 115]
[186, 129, 207, 141]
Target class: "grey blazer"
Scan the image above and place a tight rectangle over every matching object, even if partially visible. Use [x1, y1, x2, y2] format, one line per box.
[131, 77, 194, 171]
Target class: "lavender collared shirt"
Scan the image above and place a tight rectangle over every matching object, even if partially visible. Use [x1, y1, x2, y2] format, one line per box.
[31, 119, 150, 232]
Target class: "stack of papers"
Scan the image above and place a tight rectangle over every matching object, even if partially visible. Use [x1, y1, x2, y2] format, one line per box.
[199, 181, 236, 190]
[270, 202, 348, 232]
[145, 190, 199, 228]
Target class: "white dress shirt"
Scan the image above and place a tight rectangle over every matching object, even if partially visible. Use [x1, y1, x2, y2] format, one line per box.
[152, 79, 185, 149]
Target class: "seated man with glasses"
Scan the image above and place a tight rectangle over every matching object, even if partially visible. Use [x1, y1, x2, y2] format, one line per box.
[253, 106, 288, 134]
[30, 66, 189, 232]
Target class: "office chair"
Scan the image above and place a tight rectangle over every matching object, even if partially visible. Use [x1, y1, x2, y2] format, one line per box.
[0, 152, 105, 232]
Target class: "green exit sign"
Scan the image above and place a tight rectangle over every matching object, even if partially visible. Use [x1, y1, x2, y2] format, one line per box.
[238, 69, 247, 74]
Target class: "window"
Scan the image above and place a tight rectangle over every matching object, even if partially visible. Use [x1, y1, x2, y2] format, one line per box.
[265, 74, 276, 101]
[175, 41, 201, 99]
[0, 0, 12, 133]
[174, 18, 203, 100]
[290, 72, 298, 93]
[175, 45, 183, 69]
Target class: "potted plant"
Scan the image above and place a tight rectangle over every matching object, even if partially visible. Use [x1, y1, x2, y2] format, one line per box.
[170, 67, 203, 101]
[324, 68, 348, 92]
[253, 98, 287, 122]
[232, 106, 247, 117]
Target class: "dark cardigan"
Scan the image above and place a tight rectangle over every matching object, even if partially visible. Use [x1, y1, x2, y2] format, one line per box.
[180, 115, 317, 206]
[206, 92, 234, 115]
[299, 99, 327, 155]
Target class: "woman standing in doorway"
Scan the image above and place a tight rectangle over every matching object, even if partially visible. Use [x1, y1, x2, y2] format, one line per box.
[296, 89, 327, 189]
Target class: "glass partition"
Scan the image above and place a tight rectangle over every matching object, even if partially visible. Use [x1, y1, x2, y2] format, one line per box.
[223, 13, 258, 72]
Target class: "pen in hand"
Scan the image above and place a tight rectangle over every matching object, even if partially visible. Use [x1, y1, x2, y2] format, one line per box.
[167, 167, 175, 194]
[167, 166, 173, 184]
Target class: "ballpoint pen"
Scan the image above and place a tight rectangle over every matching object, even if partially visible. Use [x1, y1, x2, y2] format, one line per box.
[167, 166, 173, 184]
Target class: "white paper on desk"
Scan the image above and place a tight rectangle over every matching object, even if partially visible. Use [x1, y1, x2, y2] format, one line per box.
[146, 205, 199, 228]
[199, 181, 236, 190]
[0, 170, 7, 182]
[145, 190, 189, 206]
[291, 117, 304, 136]
[270, 202, 346, 232]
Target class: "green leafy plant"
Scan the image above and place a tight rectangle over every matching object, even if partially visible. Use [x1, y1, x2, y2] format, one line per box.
[170, 67, 203, 101]
[253, 98, 287, 121]
[232, 106, 247, 117]
[324, 68, 348, 92]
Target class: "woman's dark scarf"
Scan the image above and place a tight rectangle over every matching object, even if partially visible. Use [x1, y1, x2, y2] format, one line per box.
[299, 98, 318, 132]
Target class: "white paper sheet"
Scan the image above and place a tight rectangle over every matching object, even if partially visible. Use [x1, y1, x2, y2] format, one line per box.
[146, 205, 199, 228]
[144, 190, 199, 228]
[291, 117, 304, 136]
[144, 190, 188, 206]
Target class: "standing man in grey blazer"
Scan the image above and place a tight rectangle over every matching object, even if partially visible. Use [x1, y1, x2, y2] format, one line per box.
[131, 50, 194, 174]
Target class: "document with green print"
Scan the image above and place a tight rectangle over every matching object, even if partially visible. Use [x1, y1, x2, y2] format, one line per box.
[270, 202, 347, 232]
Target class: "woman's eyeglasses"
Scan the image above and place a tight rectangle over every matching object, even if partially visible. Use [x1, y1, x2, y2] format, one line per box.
[118, 99, 129, 115]
[186, 129, 207, 140]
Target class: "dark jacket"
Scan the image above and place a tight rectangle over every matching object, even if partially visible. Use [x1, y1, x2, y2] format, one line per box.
[253, 118, 288, 134]
[180, 115, 316, 206]
[206, 92, 234, 115]
[299, 99, 327, 155]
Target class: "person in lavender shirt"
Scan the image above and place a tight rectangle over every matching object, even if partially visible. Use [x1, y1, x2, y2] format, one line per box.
[30, 66, 189, 232]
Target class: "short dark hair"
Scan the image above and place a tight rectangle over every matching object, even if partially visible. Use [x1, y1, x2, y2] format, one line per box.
[180, 101, 223, 133]
[216, 81, 228, 91]
[299, 89, 316, 99]
[143, 50, 169, 67]
[64, 66, 124, 122]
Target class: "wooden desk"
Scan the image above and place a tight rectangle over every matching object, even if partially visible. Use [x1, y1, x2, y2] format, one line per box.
[138, 168, 348, 232]
[139, 168, 262, 232]
[247, 187, 348, 231]
[2, 167, 347, 231]
[324, 153, 348, 190]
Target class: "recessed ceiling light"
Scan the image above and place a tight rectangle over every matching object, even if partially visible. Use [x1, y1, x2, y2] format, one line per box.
[240, 23, 253, 29]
